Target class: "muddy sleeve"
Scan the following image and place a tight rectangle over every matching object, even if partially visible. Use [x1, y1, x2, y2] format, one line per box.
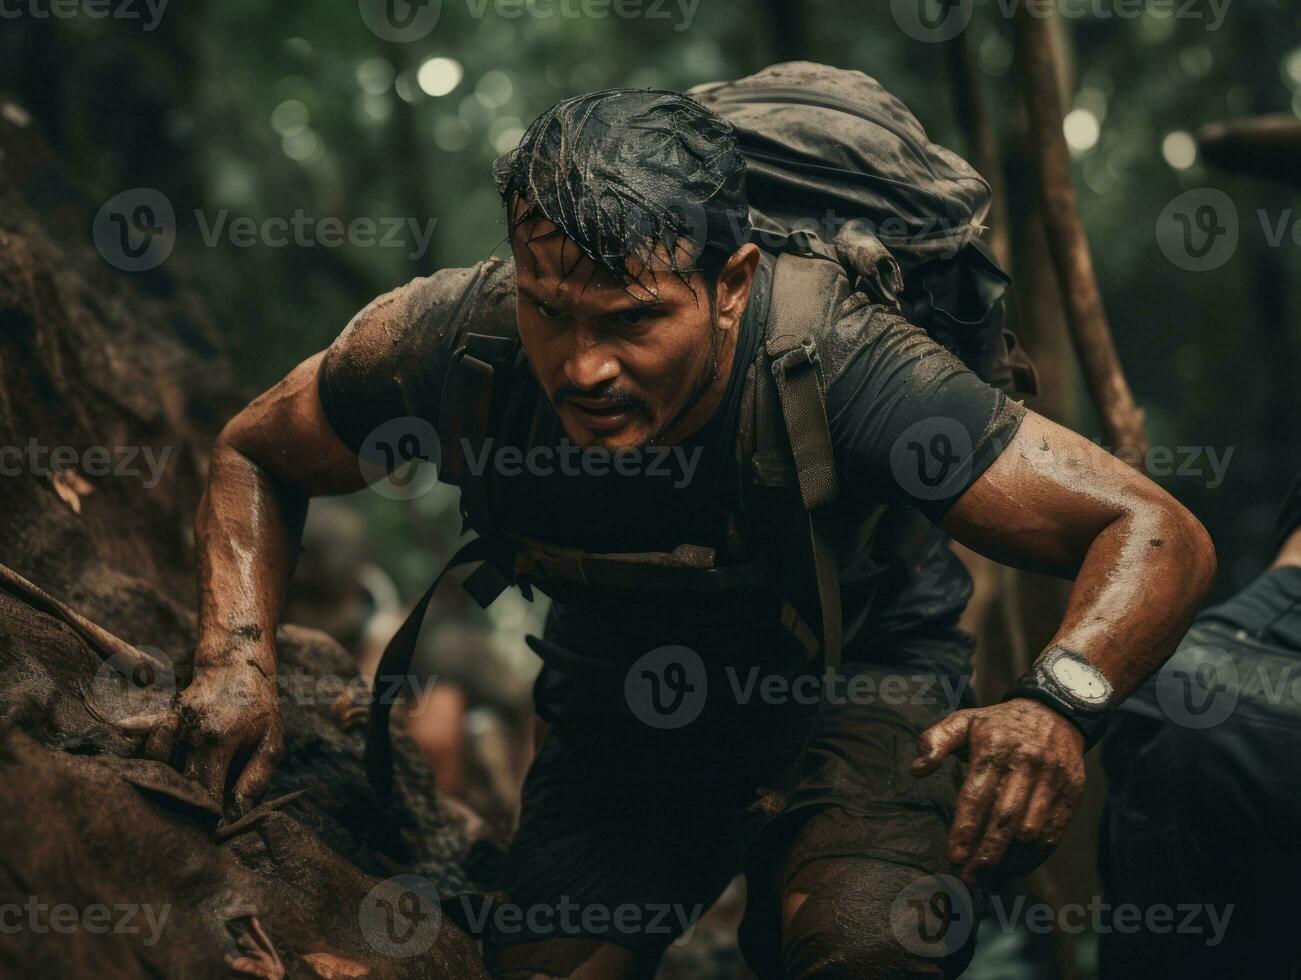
[315, 264, 492, 455]
[824, 299, 1026, 522]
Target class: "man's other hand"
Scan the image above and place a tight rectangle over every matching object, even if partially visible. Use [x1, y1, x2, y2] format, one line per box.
[910, 699, 1086, 885]
[132, 654, 284, 819]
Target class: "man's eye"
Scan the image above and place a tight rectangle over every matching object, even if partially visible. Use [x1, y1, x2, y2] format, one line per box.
[535, 301, 565, 321]
[614, 308, 655, 327]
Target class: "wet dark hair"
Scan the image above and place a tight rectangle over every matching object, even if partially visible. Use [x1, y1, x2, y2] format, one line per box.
[492, 88, 750, 288]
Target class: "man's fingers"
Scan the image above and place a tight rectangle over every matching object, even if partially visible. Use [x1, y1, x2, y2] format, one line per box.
[231, 735, 283, 816]
[183, 741, 233, 807]
[142, 710, 182, 763]
[1015, 778, 1058, 846]
[945, 755, 1000, 865]
[911, 711, 973, 777]
[116, 711, 166, 734]
[1040, 775, 1086, 847]
[962, 768, 1036, 882]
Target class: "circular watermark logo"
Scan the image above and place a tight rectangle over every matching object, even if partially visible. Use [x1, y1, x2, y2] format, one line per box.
[891, 0, 974, 43]
[889, 873, 975, 959]
[93, 188, 176, 272]
[358, 416, 441, 500]
[89, 646, 177, 723]
[624, 645, 707, 730]
[889, 416, 973, 502]
[1153, 643, 1239, 729]
[1156, 188, 1239, 272]
[358, 874, 442, 957]
[358, 0, 441, 42]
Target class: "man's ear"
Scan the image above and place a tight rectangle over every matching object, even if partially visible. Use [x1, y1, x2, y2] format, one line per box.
[714, 244, 761, 332]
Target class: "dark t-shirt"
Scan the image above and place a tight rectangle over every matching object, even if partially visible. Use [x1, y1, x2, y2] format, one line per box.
[318, 256, 1025, 681]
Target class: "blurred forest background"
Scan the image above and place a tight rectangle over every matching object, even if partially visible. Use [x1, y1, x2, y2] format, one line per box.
[1, 0, 1299, 975]
[3, 0, 1298, 598]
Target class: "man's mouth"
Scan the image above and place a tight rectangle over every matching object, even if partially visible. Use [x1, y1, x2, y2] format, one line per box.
[566, 399, 634, 432]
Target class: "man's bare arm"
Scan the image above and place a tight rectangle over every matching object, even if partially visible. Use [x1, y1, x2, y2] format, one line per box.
[912, 410, 1216, 883]
[198, 351, 372, 661]
[143, 352, 367, 815]
[944, 409, 1216, 697]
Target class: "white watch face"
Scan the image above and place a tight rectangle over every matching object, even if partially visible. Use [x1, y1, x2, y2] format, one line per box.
[1047, 654, 1111, 707]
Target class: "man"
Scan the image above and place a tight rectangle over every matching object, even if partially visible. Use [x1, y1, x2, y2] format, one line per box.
[143, 86, 1214, 978]
[1099, 474, 1301, 979]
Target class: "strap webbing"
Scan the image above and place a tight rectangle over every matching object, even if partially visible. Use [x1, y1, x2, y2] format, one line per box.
[766, 251, 846, 670]
[805, 512, 842, 671]
[766, 252, 842, 510]
[439, 348, 497, 533]
[364, 536, 499, 801]
[509, 537, 770, 593]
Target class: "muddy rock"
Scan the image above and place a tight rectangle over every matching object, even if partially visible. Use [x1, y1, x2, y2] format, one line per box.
[0, 103, 488, 977]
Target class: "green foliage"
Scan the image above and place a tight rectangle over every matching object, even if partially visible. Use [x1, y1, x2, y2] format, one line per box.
[2, 0, 1298, 596]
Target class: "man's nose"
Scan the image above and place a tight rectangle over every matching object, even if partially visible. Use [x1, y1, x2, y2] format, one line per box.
[562, 328, 619, 392]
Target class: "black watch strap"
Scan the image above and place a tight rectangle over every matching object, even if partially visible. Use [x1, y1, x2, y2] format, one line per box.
[1001, 646, 1113, 750]
[1000, 685, 1110, 749]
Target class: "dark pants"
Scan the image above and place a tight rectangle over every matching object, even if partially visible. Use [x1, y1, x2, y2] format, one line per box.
[486, 636, 984, 978]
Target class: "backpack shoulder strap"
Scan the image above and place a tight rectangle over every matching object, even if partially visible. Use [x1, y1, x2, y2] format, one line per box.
[765, 249, 846, 509]
[759, 248, 852, 670]
[365, 535, 499, 801]
[437, 262, 520, 492]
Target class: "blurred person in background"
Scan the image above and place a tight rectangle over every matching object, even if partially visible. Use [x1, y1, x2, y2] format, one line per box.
[290, 500, 539, 830]
[1100, 471, 1301, 979]
[406, 605, 541, 832]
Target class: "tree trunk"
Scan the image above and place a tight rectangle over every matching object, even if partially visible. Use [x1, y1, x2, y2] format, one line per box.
[1013, 6, 1148, 460]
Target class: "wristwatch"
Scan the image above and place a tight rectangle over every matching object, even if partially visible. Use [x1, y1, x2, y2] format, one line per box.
[1001, 646, 1114, 749]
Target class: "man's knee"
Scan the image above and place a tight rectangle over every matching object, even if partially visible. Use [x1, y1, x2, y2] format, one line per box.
[780, 859, 974, 980]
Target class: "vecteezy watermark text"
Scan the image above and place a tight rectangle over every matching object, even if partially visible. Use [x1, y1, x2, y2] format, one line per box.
[358, 0, 699, 43]
[89, 650, 444, 728]
[889, 417, 1235, 500]
[0, 898, 171, 946]
[0, 439, 172, 489]
[356, 417, 707, 500]
[725, 667, 971, 712]
[460, 438, 703, 488]
[890, 873, 1234, 958]
[193, 210, 437, 261]
[92, 189, 439, 272]
[891, 0, 1231, 44]
[455, 895, 704, 943]
[0, 0, 170, 30]
[623, 646, 972, 730]
[464, 0, 698, 29]
[1095, 441, 1234, 489]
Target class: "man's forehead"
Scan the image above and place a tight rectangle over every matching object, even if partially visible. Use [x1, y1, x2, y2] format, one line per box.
[510, 215, 699, 305]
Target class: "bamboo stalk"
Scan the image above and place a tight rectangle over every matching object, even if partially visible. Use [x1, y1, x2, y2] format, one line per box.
[1013, 8, 1148, 460]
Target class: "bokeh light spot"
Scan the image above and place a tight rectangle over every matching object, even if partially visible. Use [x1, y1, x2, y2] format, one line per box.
[1161, 131, 1197, 170]
[418, 57, 464, 98]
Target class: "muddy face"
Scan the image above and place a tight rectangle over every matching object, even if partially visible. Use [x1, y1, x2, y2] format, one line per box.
[510, 214, 756, 452]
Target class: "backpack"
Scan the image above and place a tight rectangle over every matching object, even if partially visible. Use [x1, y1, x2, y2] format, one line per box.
[690, 61, 1037, 395]
[364, 62, 1037, 798]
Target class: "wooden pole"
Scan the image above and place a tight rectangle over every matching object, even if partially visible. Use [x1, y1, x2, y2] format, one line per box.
[1013, 8, 1148, 460]
[946, 34, 1011, 269]
[945, 39, 1078, 980]
[944, 32, 1030, 690]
